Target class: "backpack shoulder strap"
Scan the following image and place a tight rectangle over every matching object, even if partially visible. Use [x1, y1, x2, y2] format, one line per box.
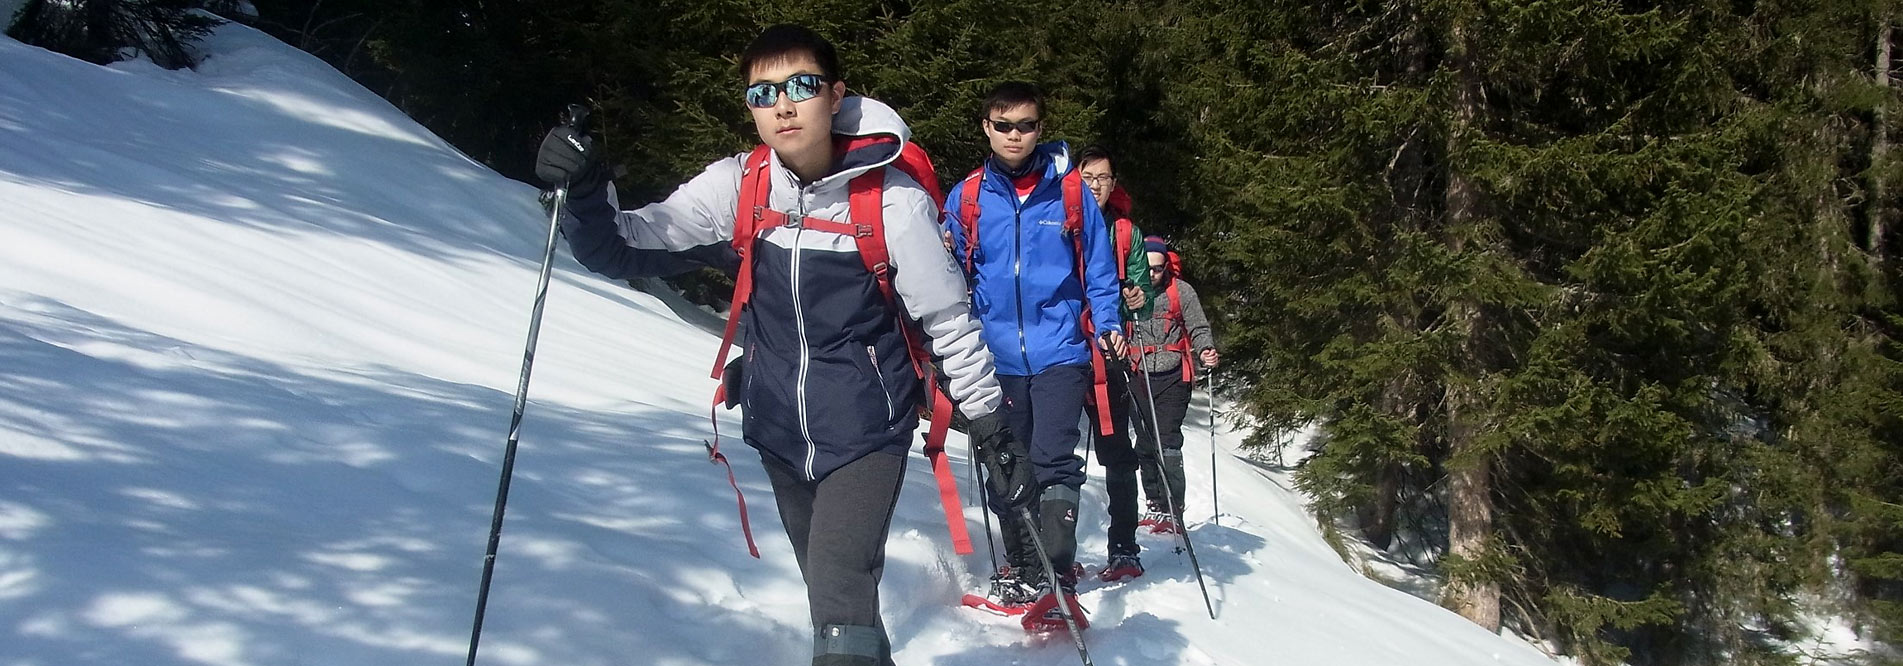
[705, 144, 775, 559]
[1058, 168, 1115, 434]
[894, 142, 945, 207]
[1165, 279, 1194, 382]
[1114, 218, 1134, 282]
[1061, 169, 1085, 235]
[957, 168, 985, 274]
[712, 145, 774, 380]
[839, 168, 973, 556]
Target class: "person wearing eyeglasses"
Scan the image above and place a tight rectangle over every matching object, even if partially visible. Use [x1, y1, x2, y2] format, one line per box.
[532, 25, 1030, 666]
[1127, 236, 1219, 536]
[1072, 145, 1159, 582]
[942, 81, 1127, 622]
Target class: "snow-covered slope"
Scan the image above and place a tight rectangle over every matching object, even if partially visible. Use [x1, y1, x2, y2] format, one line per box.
[0, 23, 1562, 666]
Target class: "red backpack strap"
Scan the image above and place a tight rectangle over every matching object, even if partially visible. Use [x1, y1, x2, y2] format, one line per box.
[957, 169, 985, 274]
[1162, 249, 1192, 381]
[1062, 169, 1085, 236]
[1165, 280, 1194, 383]
[1114, 218, 1134, 282]
[818, 168, 974, 556]
[1060, 170, 1115, 436]
[712, 146, 774, 380]
[704, 145, 774, 559]
[897, 142, 945, 207]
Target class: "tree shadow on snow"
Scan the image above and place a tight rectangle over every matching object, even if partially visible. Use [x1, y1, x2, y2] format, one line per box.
[0, 35, 558, 272]
[0, 297, 802, 666]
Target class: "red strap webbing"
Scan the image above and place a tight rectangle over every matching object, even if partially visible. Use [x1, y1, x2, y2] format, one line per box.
[715, 157, 972, 557]
[1113, 217, 1133, 282]
[957, 169, 984, 274]
[706, 388, 760, 558]
[699, 146, 776, 558]
[712, 146, 774, 380]
[1134, 281, 1196, 383]
[839, 171, 974, 555]
[1061, 170, 1115, 436]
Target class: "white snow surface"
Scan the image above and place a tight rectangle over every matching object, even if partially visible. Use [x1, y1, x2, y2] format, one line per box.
[0, 23, 1564, 666]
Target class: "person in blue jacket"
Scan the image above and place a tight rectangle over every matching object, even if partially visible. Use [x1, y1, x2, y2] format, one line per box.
[943, 81, 1127, 610]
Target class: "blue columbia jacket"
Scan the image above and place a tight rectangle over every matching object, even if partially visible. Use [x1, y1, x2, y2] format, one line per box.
[943, 141, 1124, 377]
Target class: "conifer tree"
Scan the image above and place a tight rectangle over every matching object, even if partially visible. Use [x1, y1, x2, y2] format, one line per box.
[7, 0, 223, 69]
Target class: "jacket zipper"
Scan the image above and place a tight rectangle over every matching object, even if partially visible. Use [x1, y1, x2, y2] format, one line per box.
[1009, 181, 1033, 373]
[789, 188, 818, 480]
[868, 345, 893, 422]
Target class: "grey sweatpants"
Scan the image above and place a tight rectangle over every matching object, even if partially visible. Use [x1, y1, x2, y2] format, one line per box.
[760, 449, 906, 665]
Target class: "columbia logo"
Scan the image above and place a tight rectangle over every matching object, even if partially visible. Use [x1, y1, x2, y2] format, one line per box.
[1037, 219, 1062, 227]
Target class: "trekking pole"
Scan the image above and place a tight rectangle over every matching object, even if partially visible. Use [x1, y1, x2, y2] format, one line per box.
[1017, 507, 1094, 666]
[464, 104, 588, 666]
[1204, 366, 1218, 527]
[1125, 353, 1217, 620]
[972, 445, 1000, 575]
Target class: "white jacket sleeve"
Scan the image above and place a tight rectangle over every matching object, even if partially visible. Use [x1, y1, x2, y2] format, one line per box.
[879, 170, 1004, 419]
[560, 155, 744, 278]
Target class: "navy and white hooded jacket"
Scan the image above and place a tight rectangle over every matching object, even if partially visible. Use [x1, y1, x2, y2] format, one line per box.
[557, 96, 1003, 482]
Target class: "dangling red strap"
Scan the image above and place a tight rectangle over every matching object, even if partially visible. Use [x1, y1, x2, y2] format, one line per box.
[707, 390, 760, 558]
[922, 389, 972, 554]
[1059, 170, 1116, 436]
[703, 147, 775, 558]
[842, 168, 974, 556]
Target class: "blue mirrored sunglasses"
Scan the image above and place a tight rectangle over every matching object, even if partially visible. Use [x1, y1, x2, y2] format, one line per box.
[744, 74, 827, 109]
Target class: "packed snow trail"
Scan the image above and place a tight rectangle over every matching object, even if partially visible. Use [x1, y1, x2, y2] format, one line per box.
[0, 22, 1560, 666]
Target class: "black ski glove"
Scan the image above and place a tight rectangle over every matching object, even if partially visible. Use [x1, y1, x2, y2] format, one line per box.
[967, 412, 1035, 509]
[534, 125, 607, 198]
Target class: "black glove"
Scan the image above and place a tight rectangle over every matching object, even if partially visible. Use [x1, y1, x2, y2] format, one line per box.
[534, 125, 606, 197]
[967, 412, 1035, 509]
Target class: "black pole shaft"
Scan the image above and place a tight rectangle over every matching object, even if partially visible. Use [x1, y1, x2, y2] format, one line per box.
[465, 183, 569, 666]
[1205, 367, 1218, 527]
[1017, 507, 1094, 666]
[972, 442, 999, 574]
[1127, 361, 1217, 620]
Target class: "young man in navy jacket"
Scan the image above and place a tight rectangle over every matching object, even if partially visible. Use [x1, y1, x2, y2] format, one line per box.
[535, 25, 1034, 666]
[942, 82, 1126, 612]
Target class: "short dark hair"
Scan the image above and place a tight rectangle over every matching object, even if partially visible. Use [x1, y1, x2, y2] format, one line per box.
[739, 24, 841, 83]
[982, 81, 1045, 119]
[1077, 145, 1113, 170]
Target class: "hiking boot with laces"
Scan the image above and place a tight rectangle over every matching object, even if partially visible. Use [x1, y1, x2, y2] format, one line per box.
[988, 565, 1041, 606]
[1098, 552, 1144, 582]
[1021, 573, 1089, 633]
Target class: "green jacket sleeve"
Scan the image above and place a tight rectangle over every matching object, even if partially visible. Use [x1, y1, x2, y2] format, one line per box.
[1120, 220, 1154, 321]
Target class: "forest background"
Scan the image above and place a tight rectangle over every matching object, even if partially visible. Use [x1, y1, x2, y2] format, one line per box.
[10, 0, 1903, 664]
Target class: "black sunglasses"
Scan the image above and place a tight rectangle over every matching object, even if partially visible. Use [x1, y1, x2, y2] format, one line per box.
[745, 74, 827, 109]
[987, 118, 1041, 135]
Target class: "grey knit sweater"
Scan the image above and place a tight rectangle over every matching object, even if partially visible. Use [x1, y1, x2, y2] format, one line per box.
[1130, 277, 1216, 374]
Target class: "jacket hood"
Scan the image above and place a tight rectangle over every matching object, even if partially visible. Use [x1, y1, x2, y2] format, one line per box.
[979, 140, 1077, 183]
[1105, 185, 1134, 218]
[1040, 141, 1077, 176]
[822, 95, 910, 182]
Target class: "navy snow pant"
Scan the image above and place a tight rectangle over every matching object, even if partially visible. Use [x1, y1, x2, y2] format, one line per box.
[991, 363, 1089, 579]
[1087, 363, 1143, 556]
